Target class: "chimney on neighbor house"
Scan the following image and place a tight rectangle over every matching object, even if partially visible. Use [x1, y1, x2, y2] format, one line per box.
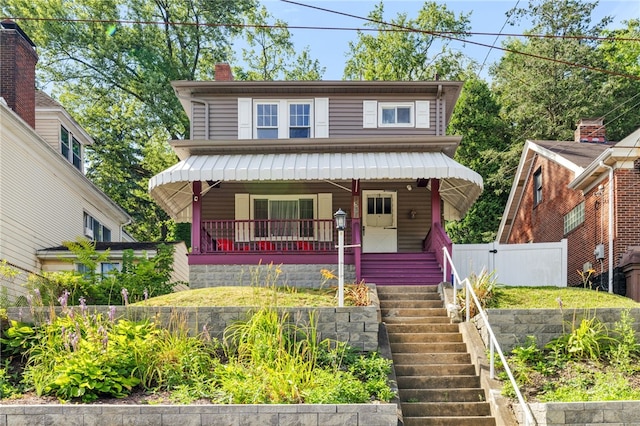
[575, 118, 606, 143]
[214, 63, 233, 81]
[0, 20, 38, 128]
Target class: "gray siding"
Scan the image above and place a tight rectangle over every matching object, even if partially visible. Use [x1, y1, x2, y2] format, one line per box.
[191, 102, 207, 139]
[201, 181, 432, 253]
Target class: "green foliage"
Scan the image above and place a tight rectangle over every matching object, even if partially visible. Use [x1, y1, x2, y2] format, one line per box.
[0, 321, 38, 358]
[0, 363, 21, 399]
[547, 315, 613, 361]
[457, 270, 498, 317]
[344, 1, 473, 80]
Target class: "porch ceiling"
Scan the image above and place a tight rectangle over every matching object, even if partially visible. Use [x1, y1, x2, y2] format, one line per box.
[149, 152, 483, 222]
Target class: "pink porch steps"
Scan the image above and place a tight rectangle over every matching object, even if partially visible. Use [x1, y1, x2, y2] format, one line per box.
[361, 252, 442, 286]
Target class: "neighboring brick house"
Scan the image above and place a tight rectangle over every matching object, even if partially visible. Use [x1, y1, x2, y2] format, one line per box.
[149, 64, 484, 288]
[497, 118, 640, 293]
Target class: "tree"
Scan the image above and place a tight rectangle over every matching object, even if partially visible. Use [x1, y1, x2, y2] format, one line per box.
[491, 0, 613, 141]
[446, 79, 515, 243]
[343, 1, 474, 80]
[234, 6, 325, 81]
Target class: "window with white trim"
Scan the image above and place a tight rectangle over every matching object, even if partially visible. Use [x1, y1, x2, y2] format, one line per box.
[61, 125, 83, 171]
[379, 103, 413, 127]
[563, 202, 585, 234]
[238, 98, 328, 139]
[251, 195, 316, 238]
[100, 262, 120, 277]
[533, 168, 543, 206]
[363, 100, 430, 129]
[83, 212, 112, 242]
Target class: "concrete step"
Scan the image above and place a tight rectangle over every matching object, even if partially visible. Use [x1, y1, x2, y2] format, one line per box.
[386, 323, 459, 333]
[397, 375, 481, 389]
[390, 342, 468, 353]
[383, 316, 451, 324]
[377, 292, 442, 301]
[388, 332, 463, 344]
[403, 416, 496, 426]
[392, 352, 472, 365]
[376, 285, 439, 294]
[394, 364, 477, 376]
[378, 300, 444, 309]
[381, 307, 447, 317]
[402, 401, 492, 417]
[399, 388, 487, 403]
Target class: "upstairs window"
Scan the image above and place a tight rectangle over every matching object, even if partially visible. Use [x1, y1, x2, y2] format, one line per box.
[289, 103, 311, 138]
[84, 212, 112, 242]
[533, 168, 543, 206]
[256, 103, 279, 139]
[380, 103, 413, 127]
[60, 125, 83, 171]
[239, 98, 327, 139]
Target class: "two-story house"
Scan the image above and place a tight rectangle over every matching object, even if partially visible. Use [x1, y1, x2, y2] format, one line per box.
[497, 118, 640, 296]
[149, 65, 483, 288]
[0, 21, 187, 300]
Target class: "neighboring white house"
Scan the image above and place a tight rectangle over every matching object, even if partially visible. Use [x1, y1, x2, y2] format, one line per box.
[0, 21, 187, 300]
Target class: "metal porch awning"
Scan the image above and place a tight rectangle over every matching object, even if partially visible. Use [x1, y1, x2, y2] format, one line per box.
[149, 152, 483, 222]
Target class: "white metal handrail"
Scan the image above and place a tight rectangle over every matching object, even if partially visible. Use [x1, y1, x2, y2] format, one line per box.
[442, 247, 537, 426]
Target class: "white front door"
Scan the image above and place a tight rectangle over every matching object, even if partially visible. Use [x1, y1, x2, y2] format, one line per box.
[362, 190, 397, 253]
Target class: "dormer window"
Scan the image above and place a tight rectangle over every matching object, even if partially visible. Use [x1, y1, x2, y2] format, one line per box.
[61, 125, 82, 171]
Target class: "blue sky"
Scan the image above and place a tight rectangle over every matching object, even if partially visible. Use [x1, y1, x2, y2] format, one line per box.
[260, 0, 640, 80]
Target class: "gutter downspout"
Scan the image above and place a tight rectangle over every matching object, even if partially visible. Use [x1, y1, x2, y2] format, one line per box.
[600, 161, 614, 294]
[120, 219, 132, 242]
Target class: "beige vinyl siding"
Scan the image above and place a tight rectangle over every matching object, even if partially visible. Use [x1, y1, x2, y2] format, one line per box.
[170, 242, 189, 284]
[201, 181, 432, 253]
[34, 113, 61, 151]
[0, 106, 128, 297]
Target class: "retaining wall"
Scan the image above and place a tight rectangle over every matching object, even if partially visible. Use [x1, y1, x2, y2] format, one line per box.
[0, 403, 399, 425]
[513, 401, 640, 425]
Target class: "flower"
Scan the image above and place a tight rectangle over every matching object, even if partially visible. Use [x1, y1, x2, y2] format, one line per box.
[121, 288, 129, 306]
[58, 289, 70, 309]
[108, 305, 116, 322]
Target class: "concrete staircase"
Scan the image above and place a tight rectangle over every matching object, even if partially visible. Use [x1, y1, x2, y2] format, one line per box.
[378, 285, 496, 426]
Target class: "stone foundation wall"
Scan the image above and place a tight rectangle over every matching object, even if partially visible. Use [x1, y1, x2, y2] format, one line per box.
[513, 401, 640, 425]
[189, 264, 355, 288]
[0, 403, 399, 425]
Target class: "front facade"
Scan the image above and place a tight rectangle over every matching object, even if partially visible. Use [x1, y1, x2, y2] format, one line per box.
[498, 119, 640, 291]
[150, 65, 483, 287]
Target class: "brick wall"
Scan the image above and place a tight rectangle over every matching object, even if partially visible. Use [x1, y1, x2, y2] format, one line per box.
[0, 22, 38, 128]
[615, 168, 640, 261]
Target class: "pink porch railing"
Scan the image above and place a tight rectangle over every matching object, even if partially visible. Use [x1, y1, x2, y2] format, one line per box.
[424, 222, 452, 271]
[200, 219, 354, 254]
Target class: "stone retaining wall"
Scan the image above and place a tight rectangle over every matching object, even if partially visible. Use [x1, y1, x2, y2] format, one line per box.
[513, 401, 640, 425]
[189, 264, 356, 288]
[475, 308, 640, 352]
[0, 403, 399, 425]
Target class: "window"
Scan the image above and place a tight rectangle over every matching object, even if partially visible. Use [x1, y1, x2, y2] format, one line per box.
[366, 193, 394, 227]
[84, 212, 112, 242]
[254, 100, 313, 139]
[564, 202, 585, 234]
[380, 103, 413, 126]
[100, 262, 120, 276]
[252, 196, 315, 238]
[60, 125, 83, 171]
[76, 263, 92, 277]
[533, 168, 543, 206]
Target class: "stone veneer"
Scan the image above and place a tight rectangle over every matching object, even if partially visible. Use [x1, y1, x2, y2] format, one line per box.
[513, 401, 640, 425]
[474, 308, 640, 352]
[0, 403, 399, 425]
[189, 264, 356, 288]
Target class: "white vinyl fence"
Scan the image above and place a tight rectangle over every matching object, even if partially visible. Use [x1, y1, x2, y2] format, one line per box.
[452, 239, 567, 287]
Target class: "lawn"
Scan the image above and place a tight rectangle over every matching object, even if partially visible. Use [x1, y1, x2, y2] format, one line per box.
[490, 286, 640, 309]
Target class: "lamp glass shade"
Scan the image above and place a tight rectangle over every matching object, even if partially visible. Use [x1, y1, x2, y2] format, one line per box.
[334, 208, 346, 230]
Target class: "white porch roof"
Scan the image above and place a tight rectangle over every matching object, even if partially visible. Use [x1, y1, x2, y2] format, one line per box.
[149, 152, 483, 222]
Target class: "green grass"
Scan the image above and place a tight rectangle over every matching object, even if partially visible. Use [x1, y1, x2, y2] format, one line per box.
[134, 286, 340, 307]
[491, 286, 640, 309]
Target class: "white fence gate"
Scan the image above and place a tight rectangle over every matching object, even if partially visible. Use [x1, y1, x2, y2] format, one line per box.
[452, 239, 567, 287]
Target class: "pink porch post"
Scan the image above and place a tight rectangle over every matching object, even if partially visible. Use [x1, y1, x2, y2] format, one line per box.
[352, 179, 362, 282]
[431, 179, 441, 228]
[425, 178, 452, 270]
[191, 181, 202, 254]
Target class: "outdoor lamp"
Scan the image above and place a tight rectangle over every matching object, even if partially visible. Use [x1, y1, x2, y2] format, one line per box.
[334, 208, 346, 230]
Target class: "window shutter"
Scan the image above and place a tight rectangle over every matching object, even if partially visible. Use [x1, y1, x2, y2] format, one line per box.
[314, 98, 329, 138]
[363, 101, 377, 128]
[415, 101, 430, 128]
[317, 193, 333, 241]
[238, 98, 252, 139]
[278, 100, 287, 139]
[235, 193, 250, 242]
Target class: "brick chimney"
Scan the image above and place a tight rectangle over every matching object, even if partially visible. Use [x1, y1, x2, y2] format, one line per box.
[575, 118, 606, 143]
[0, 20, 38, 128]
[214, 63, 233, 81]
